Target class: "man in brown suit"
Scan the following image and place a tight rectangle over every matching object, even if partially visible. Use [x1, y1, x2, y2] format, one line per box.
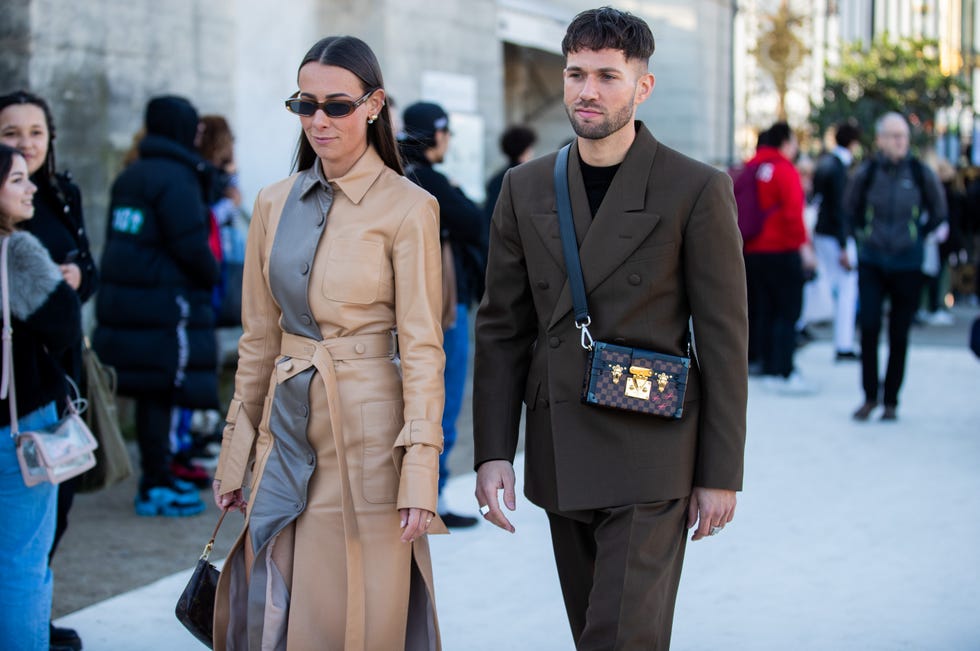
[473, 7, 748, 650]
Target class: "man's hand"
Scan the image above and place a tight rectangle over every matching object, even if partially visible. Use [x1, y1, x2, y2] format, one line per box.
[475, 460, 517, 533]
[687, 486, 736, 541]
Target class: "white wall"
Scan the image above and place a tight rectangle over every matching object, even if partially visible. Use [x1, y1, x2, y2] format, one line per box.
[233, 0, 321, 209]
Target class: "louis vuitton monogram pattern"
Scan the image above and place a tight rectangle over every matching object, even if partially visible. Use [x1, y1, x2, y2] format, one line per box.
[582, 342, 689, 419]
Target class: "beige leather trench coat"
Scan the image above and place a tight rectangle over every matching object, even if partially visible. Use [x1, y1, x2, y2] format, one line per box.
[213, 146, 447, 651]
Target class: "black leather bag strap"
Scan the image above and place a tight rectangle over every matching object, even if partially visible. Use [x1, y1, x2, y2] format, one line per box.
[553, 145, 594, 349]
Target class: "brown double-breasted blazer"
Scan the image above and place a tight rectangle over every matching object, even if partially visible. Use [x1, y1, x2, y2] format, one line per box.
[473, 123, 747, 514]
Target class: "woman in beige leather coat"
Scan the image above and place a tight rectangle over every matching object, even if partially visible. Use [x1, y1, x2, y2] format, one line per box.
[211, 36, 446, 650]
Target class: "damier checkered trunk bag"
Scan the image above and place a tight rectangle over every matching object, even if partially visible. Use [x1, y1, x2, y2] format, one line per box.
[582, 341, 689, 419]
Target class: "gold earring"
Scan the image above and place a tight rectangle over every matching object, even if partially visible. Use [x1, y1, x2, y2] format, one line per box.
[368, 115, 378, 124]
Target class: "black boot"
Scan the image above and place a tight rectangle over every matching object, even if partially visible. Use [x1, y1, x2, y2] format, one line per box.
[50, 622, 82, 650]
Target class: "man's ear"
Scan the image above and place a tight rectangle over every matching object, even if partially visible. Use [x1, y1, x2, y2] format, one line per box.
[635, 72, 655, 106]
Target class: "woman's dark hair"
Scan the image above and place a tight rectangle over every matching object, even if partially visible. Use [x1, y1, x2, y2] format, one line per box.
[199, 115, 235, 168]
[292, 36, 403, 175]
[0, 143, 26, 232]
[500, 125, 537, 163]
[0, 90, 57, 182]
[561, 7, 655, 64]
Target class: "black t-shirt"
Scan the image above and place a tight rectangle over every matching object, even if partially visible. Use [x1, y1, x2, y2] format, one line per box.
[579, 159, 621, 217]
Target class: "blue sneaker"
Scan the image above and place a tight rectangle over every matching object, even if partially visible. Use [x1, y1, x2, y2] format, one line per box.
[171, 477, 200, 494]
[134, 486, 206, 517]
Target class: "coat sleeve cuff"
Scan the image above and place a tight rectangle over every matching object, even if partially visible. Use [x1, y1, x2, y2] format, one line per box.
[214, 398, 261, 491]
[392, 419, 443, 513]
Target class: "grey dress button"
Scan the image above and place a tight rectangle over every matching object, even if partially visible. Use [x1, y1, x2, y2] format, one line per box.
[628, 273, 642, 285]
[549, 336, 560, 348]
[317, 214, 325, 227]
[300, 314, 312, 326]
[301, 262, 310, 275]
[307, 453, 316, 466]
[300, 405, 309, 418]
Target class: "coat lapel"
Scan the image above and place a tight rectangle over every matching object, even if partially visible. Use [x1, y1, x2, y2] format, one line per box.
[547, 127, 662, 330]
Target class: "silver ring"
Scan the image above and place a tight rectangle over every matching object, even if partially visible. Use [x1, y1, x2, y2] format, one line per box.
[479, 504, 490, 516]
[709, 525, 723, 536]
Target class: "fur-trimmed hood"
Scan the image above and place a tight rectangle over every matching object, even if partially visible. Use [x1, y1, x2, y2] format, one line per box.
[2, 230, 64, 321]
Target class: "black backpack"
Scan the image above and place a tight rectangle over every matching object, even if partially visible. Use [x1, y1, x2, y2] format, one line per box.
[853, 157, 934, 253]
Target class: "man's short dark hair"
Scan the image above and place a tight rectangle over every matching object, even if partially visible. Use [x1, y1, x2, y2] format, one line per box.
[500, 126, 537, 162]
[766, 121, 793, 148]
[561, 6, 655, 64]
[834, 120, 861, 148]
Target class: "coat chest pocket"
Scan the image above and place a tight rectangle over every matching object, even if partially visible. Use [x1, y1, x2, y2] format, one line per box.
[360, 400, 403, 503]
[321, 239, 384, 304]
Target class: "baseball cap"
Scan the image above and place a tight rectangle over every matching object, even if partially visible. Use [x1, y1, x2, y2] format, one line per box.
[401, 102, 450, 141]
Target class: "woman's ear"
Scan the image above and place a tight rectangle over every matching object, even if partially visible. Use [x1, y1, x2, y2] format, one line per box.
[368, 89, 386, 120]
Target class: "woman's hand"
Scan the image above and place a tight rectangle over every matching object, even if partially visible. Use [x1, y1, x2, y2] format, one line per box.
[59, 263, 81, 290]
[398, 507, 435, 543]
[213, 479, 247, 514]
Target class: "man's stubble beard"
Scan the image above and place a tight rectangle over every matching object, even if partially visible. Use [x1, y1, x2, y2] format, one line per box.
[565, 100, 634, 141]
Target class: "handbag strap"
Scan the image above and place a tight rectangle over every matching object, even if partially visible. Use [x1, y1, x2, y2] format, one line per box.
[0, 236, 21, 437]
[552, 146, 693, 359]
[553, 144, 594, 350]
[200, 509, 229, 561]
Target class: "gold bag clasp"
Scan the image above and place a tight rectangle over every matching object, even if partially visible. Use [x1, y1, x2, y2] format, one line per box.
[625, 365, 653, 400]
[609, 364, 625, 384]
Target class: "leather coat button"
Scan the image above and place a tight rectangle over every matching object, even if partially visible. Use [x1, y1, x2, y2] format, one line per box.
[354, 343, 366, 354]
[301, 263, 310, 275]
[282, 360, 293, 371]
[536, 280, 549, 289]
[300, 314, 312, 325]
[628, 274, 642, 285]
[549, 336, 560, 348]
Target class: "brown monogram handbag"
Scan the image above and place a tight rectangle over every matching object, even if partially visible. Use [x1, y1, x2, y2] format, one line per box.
[583, 342, 689, 419]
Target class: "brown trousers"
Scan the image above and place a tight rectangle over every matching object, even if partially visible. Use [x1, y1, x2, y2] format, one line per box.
[547, 498, 689, 651]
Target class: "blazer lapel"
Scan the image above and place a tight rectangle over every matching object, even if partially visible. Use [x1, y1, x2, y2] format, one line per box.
[548, 128, 662, 331]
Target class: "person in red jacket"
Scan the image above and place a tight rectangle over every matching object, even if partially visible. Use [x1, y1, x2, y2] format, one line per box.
[743, 122, 816, 394]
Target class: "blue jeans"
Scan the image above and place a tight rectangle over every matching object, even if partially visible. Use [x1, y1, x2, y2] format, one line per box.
[439, 304, 469, 496]
[0, 402, 58, 651]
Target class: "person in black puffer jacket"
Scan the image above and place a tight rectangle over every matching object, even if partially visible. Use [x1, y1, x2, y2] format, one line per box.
[94, 95, 220, 517]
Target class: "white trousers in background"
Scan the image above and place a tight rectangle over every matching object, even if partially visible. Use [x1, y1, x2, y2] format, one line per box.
[812, 233, 858, 353]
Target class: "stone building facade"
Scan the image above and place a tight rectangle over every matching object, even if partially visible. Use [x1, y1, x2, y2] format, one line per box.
[2, 0, 735, 255]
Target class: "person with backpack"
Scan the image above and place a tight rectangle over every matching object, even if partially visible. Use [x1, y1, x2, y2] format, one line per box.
[741, 122, 816, 393]
[843, 112, 947, 421]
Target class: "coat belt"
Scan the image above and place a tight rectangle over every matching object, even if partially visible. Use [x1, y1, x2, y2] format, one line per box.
[223, 330, 397, 650]
[281, 330, 397, 650]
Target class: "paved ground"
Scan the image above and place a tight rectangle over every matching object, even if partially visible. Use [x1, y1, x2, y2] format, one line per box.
[51, 305, 980, 649]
